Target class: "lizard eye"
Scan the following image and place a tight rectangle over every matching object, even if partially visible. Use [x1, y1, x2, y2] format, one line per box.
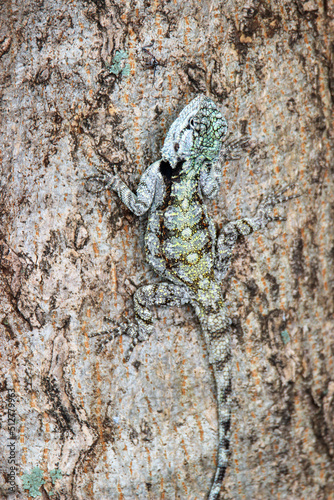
[174, 142, 179, 152]
[188, 118, 195, 129]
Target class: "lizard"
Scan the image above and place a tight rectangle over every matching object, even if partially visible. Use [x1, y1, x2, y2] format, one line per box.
[86, 94, 296, 500]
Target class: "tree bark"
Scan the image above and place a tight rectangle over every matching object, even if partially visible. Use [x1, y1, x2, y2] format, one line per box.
[0, 0, 333, 498]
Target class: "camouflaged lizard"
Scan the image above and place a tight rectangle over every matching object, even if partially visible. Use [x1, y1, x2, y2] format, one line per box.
[87, 95, 296, 499]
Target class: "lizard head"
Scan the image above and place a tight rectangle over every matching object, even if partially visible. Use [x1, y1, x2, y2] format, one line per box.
[160, 95, 227, 171]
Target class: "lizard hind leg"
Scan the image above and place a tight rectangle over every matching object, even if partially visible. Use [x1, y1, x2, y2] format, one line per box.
[91, 282, 191, 361]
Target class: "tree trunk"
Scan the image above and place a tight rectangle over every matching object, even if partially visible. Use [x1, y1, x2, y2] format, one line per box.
[0, 0, 333, 498]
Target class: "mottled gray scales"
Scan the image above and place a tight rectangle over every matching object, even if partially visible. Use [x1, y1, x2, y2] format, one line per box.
[87, 94, 296, 499]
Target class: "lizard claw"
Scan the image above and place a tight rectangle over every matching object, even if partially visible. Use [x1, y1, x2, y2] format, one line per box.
[89, 318, 140, 360]
[89, 316, 125, 354]
[84, 173, 116, 194]
[89, 327, 122, 354]
[220, 135, 250, 162]
[258, 183, 300, 212]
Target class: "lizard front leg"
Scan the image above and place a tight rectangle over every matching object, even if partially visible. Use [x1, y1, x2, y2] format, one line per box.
[92, 282, 191, 361]
[215, 184, 298, 279]
[199, 136, 250, 199]
[85, 160, 163, 216]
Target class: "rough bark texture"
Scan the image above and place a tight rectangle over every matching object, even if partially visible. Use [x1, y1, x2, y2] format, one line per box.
[0, 0, 333, 499]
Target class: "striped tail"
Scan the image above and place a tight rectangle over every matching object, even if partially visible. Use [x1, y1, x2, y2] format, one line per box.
[197, 307, 232, 500]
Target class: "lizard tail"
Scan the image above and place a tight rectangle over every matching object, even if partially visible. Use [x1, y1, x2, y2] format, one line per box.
[198, 309, 232, 500]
